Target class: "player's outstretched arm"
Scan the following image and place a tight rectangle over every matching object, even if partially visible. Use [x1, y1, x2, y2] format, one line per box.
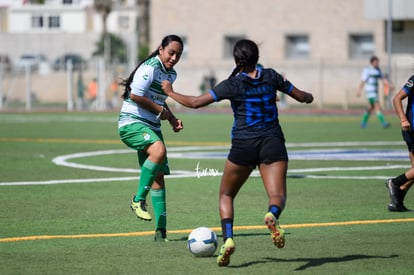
[162, 80, 215, 108]
[289, 86, 314, 104]
[393, 89, 410, 131]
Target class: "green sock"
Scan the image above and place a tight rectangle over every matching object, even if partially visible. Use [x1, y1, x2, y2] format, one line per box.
[151, 189, 167, 231]
[361, 111, 369, 125]
[134, 159, 162, 202]
[376, 112, 386, 124]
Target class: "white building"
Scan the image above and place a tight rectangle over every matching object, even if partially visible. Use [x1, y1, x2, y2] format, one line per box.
[1, 0, 414, 108]
[0, 0, 139, 62]
[149, 0, 414, 107]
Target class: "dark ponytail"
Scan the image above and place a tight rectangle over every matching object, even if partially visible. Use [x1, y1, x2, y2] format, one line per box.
[228, 39, 259, 79]
[120, 34, 184, 99]
[228, 65, 241, 79]
[120, 50, 157, 99]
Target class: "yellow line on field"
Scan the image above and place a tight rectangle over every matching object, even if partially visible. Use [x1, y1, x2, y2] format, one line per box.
[0, 137, 120, 144]
[0, 137, 228, 146]
[1, 218, 413, 243]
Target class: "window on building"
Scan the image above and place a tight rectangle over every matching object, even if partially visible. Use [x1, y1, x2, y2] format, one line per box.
[392, 21, 404, 32]
[48, 16, 60, 29]
[285, 34, 309, 59]
[31, 15, 43, 29]
[63, 0, 73, 4]
[349, 34, 374, 59]
[118, 16, 130, 30]
[224, 35, 245, 59]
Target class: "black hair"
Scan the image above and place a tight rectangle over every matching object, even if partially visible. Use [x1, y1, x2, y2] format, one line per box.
[228, 39, 259, 78]
[120, 34, 183, 99]
[370, 55, 379, 64]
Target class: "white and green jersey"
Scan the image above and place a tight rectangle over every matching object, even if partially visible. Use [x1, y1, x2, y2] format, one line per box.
[361, 66, 383, 99]
[118, 56, 177, 130]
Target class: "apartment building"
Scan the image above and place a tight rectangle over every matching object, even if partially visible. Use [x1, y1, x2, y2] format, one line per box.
[0, 0, 138, 64]
[150, 0, 414, 107]
[1, 0, 413, 107]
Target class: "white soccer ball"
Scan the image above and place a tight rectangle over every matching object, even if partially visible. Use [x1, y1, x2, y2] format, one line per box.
[187, 227, 218, 257]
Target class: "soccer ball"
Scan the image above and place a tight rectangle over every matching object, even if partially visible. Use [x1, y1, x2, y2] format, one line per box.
[187, 227, 218, 257]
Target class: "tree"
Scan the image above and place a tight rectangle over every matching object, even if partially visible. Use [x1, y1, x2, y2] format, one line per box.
[94, 0, 112, 36]
[27, 0, 46, 4]
[137, 0, 150, 61]
[92, 33, 127, 64]
[94, 0, 113, 63]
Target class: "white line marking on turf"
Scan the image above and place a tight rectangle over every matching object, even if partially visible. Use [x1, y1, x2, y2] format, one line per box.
[0, 173, 199, 186]
[1, 165, 410, 186]
[285, 141, 404, 147]
[1, 143, 410, 186]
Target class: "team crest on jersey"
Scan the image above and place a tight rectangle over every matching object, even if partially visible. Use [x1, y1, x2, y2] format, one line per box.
[406, 80, 414, 88]
[143, 74, 149, 80]
[143, 133, 151, 140]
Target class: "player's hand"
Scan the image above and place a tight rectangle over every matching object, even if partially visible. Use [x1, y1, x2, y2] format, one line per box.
[157, 106, 171, 120]
[169, 117, 183, 132]
[304, 92, 313, 104]
[161, 80, 173, 95]
[401, 119, 411, 131]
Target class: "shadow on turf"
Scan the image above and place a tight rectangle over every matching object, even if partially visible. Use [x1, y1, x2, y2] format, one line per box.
[176, 232, 275, 242]
[228, 254, 398, 270]
[175, 233, 398, 270]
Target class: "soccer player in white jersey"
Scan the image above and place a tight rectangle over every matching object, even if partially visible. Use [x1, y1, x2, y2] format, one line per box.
[357, 56, 390, 128]
[118, 35, 184, 241]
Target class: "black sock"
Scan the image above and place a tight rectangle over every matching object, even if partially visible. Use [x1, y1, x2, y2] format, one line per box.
[393, 174, 408, 187]
[268, 205, 282, 219]
[156, 228, 166, 238]
[221, 218, 233, 242]
[398, 189, 407, 203]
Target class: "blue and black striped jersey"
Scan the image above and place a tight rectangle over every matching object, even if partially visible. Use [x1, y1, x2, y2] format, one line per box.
[210, 68, 293, 139]
[402, 75, 414, 127]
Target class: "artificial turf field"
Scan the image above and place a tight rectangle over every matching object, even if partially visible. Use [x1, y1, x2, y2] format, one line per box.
[1, 109, 413, 275]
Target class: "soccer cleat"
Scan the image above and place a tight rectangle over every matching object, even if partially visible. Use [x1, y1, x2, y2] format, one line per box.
[264, 212, 285, 248]
[384, 179, 399, 205]
[217, 238, 235, 267]
[130, 198, 152, 221]
[387, 202, 411, 212]
[382, 122, 390, 129]
[154, 229, 169, 242]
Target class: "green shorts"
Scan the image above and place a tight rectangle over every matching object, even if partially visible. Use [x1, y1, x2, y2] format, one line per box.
[118, 123, 170, 175]
[368, 97, 378, 104]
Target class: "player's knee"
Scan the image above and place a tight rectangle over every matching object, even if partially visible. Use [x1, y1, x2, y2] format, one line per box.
[147, 141, 167, 160]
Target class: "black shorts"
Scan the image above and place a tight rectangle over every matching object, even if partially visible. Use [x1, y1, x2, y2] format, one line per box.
[402, 130, 414, 152]
[228, 136, 288, 168]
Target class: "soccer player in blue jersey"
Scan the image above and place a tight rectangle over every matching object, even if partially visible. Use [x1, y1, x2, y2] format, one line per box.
[385, 75, 414, 212]
[357, 56, 390, 128]
[162, 39, 314, 266]
[118, 35, 184, 241]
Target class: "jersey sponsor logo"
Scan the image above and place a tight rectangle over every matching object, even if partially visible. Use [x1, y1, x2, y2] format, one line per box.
[152, 94, 165, 103]
[406, 80, 414, 88]
[159, 74, 173, 81]
[151, 94, 165, 101]
[245, 85, 272, 96]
